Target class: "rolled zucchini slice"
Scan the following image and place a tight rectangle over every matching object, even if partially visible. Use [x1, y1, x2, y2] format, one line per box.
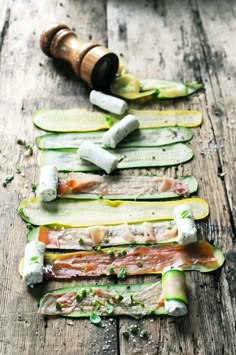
[18, 197, 209, 227]
[38, 282, 166, 318]
[57, 174, 197, 200]
[38, 144, 194, 172]
[33, 109, 202, 132]
[19, 241, 224, 282]
[162, 267, 188, 316]
[35, 127, 193, 150]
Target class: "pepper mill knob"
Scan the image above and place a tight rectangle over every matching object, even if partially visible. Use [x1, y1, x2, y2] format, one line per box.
[40, 24, 119, 89]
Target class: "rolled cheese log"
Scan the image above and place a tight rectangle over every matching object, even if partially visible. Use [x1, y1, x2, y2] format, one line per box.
[174, 204, 197, 245]
[90, 90, 128, 115]
[162, 266, 188, 317]
[23, 241, 46, 286]
[102, 114, 140, 148]
[78, 141, 118, 174]
[37, 165, 58, 202]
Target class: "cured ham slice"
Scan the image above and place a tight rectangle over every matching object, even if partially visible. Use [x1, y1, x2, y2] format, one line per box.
[43, 241, 224, 280]
[34, 221, 179, 250]
[58, 173, 191, 198]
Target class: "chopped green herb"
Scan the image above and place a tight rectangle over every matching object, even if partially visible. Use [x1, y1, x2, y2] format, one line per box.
[136, 261, 143, 268]
[90, 289, 95, 296]
[30, 255, 38, 263]
[105, 303, 113, 315]
[80, 305, 84, 311]
[166, 223, 173, 230]
[122, 331, 129, 340]
[108, 266, 115, 273]
[117, 266, 127, 280]
[24, 143, 32, 150]
[105, 115, 114, 127]
[121, 249, 127, 256]
[117, 294, 123, 302]
[90, 312, 101, 324]
[31, 183, 37, 194]
[92, 300, 100, 308]
[103, 238, 110, 244]
[108, 250, 114, 256]
[56, 302, 62, 310]
[79, 238, 84, 245]
[15, 168, 21, 174]
[76, 294, 82, 302]
[129, 324, 139, 334]
[17, 138, 25, 145]
[139, 329, 149, 338]
[81, 289, 87, 297]
[95, 246, 101, 251]
[2, 175, 14, 187]
[181, 209, 191, 218]
[117, 251, 122, 257]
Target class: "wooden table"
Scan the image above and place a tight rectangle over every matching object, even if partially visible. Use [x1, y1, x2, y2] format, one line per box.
[0, 1, 235, 354]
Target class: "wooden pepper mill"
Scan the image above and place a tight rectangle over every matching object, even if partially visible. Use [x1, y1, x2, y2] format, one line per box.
[40, 24, 119, 89]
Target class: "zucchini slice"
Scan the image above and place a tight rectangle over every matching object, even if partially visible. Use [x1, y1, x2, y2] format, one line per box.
[33, 109, 202, 132]
[40, 241, 224, 280]
[38, 282, 166, 317]
[18, 197, 209, 227]
[57, 174, 197, 200]
[35, 127, 193, 150]
[38, 144, 194, 172]
[140, 79, 188, 98]
[130, 110, 202, 128]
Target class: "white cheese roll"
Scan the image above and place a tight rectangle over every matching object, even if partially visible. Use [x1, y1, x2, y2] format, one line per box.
[37, 165, 58, 202]
[162, 266, 188, 317]
[23, 241, 46, 286]
[90, 90, 128, 115]
[102, 114, 140, 148]
[78, 141, 118, 174]
[174, 204, 197, 245]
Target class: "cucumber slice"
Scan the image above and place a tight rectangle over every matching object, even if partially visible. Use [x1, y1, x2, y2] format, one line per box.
[140, 79, 188, 98]
[18, 197, 209, 227]
[33, 109, 202, 132]
[38, 144, 194, 172]
[35, 127, 193, 150]
[38, 282, 166, 317]
[59, 175, 198, 200]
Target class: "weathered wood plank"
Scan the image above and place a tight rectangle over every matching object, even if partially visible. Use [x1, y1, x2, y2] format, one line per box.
[107, 0, 236, 354]
[0, 1, 118, 355]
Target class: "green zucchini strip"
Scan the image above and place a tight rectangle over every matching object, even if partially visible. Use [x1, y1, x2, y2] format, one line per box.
[18, 197, 209, 227]
[41, 241, 224, 281]
[38, 144, 194, 172]
[57, 174, 197, 200]
[140, 79, 203, 99]
[27, 220, 179, 249]
[35, 127, 193, 150]
[38, 282, 166, 317]
[33, 109, 202, 132]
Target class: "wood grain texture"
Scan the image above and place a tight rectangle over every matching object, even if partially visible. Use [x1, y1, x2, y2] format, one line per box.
[0, 0, 235, 354]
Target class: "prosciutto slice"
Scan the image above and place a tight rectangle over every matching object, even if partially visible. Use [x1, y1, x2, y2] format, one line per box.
[58, 173, 190, 197]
